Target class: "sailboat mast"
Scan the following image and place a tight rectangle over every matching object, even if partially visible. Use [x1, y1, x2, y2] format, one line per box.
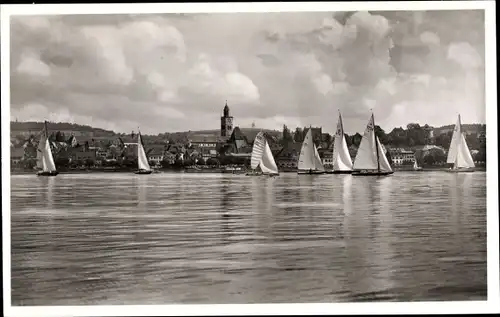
[339, 110, 344, 136]
[309, 125, 314, 171]
[44, 121, 49, 138]
[373, 113, 380, 173]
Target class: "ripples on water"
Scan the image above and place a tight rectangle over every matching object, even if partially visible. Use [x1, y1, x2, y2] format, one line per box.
[10, 171, 487, 305]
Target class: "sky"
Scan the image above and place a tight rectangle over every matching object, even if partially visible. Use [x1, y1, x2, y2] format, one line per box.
[10, 10, 486, 135]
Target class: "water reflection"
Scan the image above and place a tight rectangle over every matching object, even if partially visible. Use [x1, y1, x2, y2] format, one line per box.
[220, 180, 232, 244]
[47, 176, 55, 209]
[9, 172, 487, 305]
[137, 176, 148, 209]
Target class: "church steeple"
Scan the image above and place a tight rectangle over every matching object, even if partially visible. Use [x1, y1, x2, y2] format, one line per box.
[221, 100, 234, 137]
[223, 100, 230, 117]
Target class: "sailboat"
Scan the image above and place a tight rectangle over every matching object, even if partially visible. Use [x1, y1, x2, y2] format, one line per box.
[246, 131, 279, 177]
[413, 159, 423, 171]
[328, 111, 353, 174]
[36, 121, 59, 177]
[134, 130, 152, 175]
[352, 113, 393, 176]
[446, 114, 475, 173]
[297, 127, 325, 174]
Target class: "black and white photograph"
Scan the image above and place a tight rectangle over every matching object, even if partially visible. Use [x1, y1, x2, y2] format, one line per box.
[1, 1, 498, 316]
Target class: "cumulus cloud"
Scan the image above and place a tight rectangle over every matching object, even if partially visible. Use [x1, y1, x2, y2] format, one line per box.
[16, 51, 51, 77]
[10, 10, 485, 135]
[420, 31, 440, 46]
[447, 42, 483, 69]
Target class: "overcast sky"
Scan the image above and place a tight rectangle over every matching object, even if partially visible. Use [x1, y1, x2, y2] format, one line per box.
[10, 10, 485, 135]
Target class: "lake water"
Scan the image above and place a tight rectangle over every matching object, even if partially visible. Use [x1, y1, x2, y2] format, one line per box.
[10, 171, 487, 305]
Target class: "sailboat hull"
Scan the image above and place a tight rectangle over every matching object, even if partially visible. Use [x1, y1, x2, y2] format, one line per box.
[446, 168, 476, 173]
[298, 170, 325, 175]
[325, 170, 352, 174]
[36, 171, 59, 177]
[134, 170, 152, 175]
[246, 171, 263, 176]
[352, 170, 393, 176]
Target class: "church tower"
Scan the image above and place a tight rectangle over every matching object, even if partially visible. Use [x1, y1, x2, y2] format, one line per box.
[220, 100, 234, 137]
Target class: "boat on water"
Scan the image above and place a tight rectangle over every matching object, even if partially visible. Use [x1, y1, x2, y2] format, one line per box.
[246, 131, 279, 177]
[297, 126, 325, 175]
[352, 113, 393, 176]
[446, 114, 476, 173]
[134, 130, 152, 175]
[327, 111, 353, 174]
[36, 121, 59, 177]
[413, 159, 423, 171]
[222, 166, 246, 174]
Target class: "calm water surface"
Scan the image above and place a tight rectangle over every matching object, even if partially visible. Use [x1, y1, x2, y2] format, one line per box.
[10, 171, 487, 305]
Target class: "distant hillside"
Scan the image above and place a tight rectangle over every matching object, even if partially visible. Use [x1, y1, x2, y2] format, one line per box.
[11, 120, 484, 140]
[158, 128, 282, 139]
[433, 124, 486, 136]
[10, 121, 116, 137]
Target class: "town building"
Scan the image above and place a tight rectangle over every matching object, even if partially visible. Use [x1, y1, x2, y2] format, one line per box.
[147, 145, 166, 165]
[274, 142, 302, 170]
[188, 135, 221, 149]
[220, 101, 234, 138]
[318, 148, 333, 167]
[389, 148, 416, 165]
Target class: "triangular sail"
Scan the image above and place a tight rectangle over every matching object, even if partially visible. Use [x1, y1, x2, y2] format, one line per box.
[250, 132, 266, 170]
[313, 144, 325, 171]
[251, 132, 279, 174]
[260, 140, 279, 174]
[447, 114, 475, 169]
[298, 129, 315, 170]
[455, 133, 475, 168]
[298, 128, 324, 171]
[413, 159, 418, 169]
[376, 136, 393, 173]
[447, 115, 462, 164]
[353, 114, 378, 170]
[37, 123, 57, 172]
[43, 135, 57, 172]
[332, 112, 353, 171]
[137, 132, 151, 171]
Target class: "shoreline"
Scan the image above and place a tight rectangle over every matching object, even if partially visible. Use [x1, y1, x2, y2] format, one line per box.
[10, 166, 487, 175]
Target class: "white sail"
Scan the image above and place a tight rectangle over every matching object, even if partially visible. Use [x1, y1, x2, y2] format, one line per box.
[250, 132, 279, 174]
[413, 159, 418, 169]
[447, 115, 462, 164]
[353, 114, 379, 170]
[455, 133, 475, 168]
[43, 135, 57, 172]
[298, 128, 324, 171]
[447, 114, 475, 169]
[260, 140, 279, 174]
[313, 144, 325, 171]
[376, 136, 393, 173]
[332, 112, 353, 171]
[250, 132, 266, 170]
[137, 132, 151, 171]
[37, 128, 57, 172]
[298, 129, 315, 170]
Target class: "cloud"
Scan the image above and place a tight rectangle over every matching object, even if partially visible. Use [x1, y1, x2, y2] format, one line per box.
[447, 42, 483, 69]
[420, 31, 440, 46]
[10, 10, 485, 135]
[16, 51, 51, 77]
